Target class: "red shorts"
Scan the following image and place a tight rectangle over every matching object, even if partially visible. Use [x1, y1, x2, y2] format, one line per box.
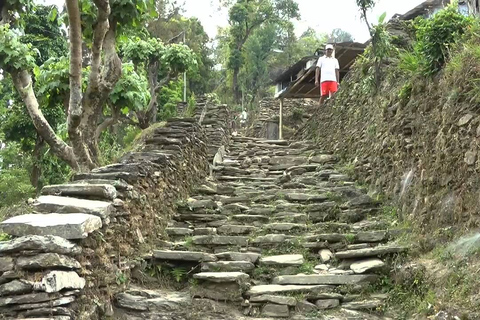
[321, 81, 338, 96]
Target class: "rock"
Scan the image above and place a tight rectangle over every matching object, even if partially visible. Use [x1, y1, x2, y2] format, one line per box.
[0, 213, 102, 239]
[465, 151, 477, 165]
[16, 253, 81, 270]
[215, 252, 261, 263]
[166, 228, 193, 236]
[192, 235, 248, 246]
[272, 274, 378, 285]
[185, 198, 217, 209]
[193, 281, 245, 302]
[265, 223, 307, 232]
[201, 261, 255, 272]
[115, 289, 190, 312]
[0, 291, 65, 306]
[33, 195, 113, 218]
[0, 235, 81, 255]
[0, 280, 33, 296]
[153, 250, 217, 262]
[355, 231, 387, 243]
[262, 303, 289, 318]
[284, 193, 328, 202]
[22, 306, 74, 318]
[0, 257, 14, 273]
[193, 272, 249, 283]
[252, 234, 286, 244]
[250, 294, 296, 306]
[193, 227, 217, 235]
[297, 300, 317, 313]
[335, 245, 408, 259]
[458, 114, 474, 126]
[246, 284, 335, 296]
[260, 254, 304, 266]
[41, 183, 117, 200]
[342, 299, 384, 310]
[37, 271, 86, 293]
[350, 259, 385, 274]
[217, 225, 256, 235]
[314, 264, 329, 271]
[232, 215, 269, 223]
[310, 155, 337, 164]
[0, 271, 20, 285]
[319, 249, 334, 263]
[315, 298, 340, 309]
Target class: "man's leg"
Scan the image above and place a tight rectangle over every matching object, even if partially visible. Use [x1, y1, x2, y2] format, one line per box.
[319, 95, 328, 105]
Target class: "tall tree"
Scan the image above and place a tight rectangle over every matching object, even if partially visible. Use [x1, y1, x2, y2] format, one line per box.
[226, 0, 300, 103]
[328, 28, 354, 43]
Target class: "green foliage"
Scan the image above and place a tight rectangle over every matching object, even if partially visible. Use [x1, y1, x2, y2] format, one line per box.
[158, 79, 183, 120]
[413, 4, 472, 74]
[0, 234, 11, 242]
[0, 24, 37, 71]
[110, 62, 151, 113]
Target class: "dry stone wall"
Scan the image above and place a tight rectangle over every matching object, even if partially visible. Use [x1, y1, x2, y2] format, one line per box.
[247, 98, 316, 140]
[0, 117, 210, 319]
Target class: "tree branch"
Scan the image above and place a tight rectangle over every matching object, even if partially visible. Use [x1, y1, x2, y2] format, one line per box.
[10, 70, 79, 171]
[95, 102, 119, 141]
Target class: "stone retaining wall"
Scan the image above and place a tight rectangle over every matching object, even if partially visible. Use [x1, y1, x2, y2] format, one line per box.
[0, 118, 210, 319]
[247, 98, 316, 140]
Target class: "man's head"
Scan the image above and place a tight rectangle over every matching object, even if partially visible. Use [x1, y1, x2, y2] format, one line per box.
[325, 44, 334, 57]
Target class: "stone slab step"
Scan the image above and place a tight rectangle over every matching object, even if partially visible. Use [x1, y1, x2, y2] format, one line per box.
[166, 228, 193, 237]
[217, 176, 277, 182]
[350, 259, 385, 274]
[193, 272, 249, 283]
[246, 284, 336, 296]
[284, 193, 329, 202]
[71, 179, 132, 190]
[250, 294, 297, 306]
[41, 184, 117, 200]
[201, 261, 255, 272]
[0, 213, 102, 239]
[335, 245, 408, 259]
[305, 231, 388, 243]
[152, 250, 217, 262]
[32, 196, 113, 219]
[215, 252, 261, 263]
[265, 223, 307, 232]
[272, 274, 378, 285]
[260, 254, 304, 266]
[217, 225, 256, 235]
[192, 236, 248, 246]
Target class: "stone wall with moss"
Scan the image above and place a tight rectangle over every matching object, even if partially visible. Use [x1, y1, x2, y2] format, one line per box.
[0, 117, 212, 319]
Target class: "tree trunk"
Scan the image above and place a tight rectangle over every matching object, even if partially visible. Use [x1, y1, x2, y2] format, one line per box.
[10, 70, 79, 170]
[31, 134, 44, 192]
[233, 67, 240, 103]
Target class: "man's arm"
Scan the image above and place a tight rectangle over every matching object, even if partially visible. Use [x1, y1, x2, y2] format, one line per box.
[315, 67, 320, 86]
[336, 69, 340, 83]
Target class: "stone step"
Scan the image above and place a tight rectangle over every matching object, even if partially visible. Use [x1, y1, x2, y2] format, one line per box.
[246, 284, 336, 297]
[191, 235, 249, 247]
[40, 183, 117, 200]
[193, 272, 249, 283]
[217, 176, 277, 182]
[32, 196, 113, 219]
[201, 261, 255, 272]
[217, 225, 257, 235]
[264, 223, 307, 233]
[215, 252, 261, 263]
[272, 274, 378, 285]
[152, 250, 217, 262]
[304, 231, 389, 244]
[70, 179, 132, 191]
[259, 254, 304, 266]
[334, 245, 408, 259]
[0, 213, 102, 240]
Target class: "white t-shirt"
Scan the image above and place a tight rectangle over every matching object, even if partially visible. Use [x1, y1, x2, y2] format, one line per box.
[316, 56, 340, 83]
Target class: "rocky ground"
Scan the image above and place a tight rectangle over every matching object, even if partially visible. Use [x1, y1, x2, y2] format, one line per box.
[114, 136, 408, 319]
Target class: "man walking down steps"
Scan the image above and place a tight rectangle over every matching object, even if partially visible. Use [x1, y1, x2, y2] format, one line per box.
[315, 44, 340, 106]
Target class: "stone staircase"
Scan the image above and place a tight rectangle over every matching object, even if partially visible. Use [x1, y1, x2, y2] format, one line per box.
[117, 136, 408, 319]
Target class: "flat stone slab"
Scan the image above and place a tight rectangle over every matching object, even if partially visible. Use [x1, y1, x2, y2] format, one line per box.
[350, 259, 385, 274]
[153, 250, 217, 262]
[0, 213, 102, 240]
[37, 271, 85, 293]
[16, 253, 81, 270]
[316, 298, 340, 310]
[115, 289, 190, 312]
[272, 274, 378, 285]
[265, 223, 307, 232]
[33, 196, 113, 219]
[217, 225, 256, 235]
[252, 234, 286, 244]
[262, 303, 289, 318]
[0, 280, 32, 296]
[192, 235, 248, 246]
[250, 294, 296, 306]
[284, 193, 328, 202]
[41, 184, 117, 200]
[335, 245, 408, 259]
[215, 252, 261, 263]
[246, 284, 335, 296]
[0, 235, 80, 255]
[342, 299, 384, 310]
[201, 261, 254, 272]
[260, 254, 304, 266]
[193, 272, 249, 283]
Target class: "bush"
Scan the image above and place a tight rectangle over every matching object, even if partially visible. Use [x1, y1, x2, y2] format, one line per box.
[414, 4, 473, 74]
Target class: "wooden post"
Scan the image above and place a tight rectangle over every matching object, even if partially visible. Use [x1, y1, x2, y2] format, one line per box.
[279, 98, 284, 140]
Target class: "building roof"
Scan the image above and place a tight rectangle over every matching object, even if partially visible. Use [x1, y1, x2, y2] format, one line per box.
[393, 0, 446, 20]
[274, 41, 366, 99]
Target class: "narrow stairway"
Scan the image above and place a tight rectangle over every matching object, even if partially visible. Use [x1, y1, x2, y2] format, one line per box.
[116, 136, 408, 319]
